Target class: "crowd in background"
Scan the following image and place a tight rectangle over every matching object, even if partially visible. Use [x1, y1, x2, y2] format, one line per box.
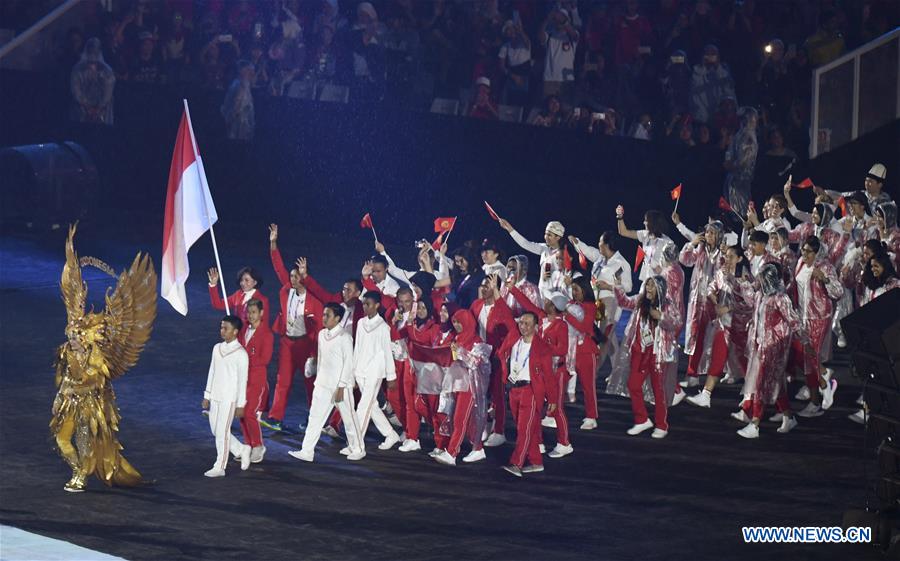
[45, 0, 898, 148]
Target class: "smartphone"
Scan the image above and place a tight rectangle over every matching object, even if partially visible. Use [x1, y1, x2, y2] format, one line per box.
[573, 108, 581, 118]
[219, 34, 232, 42]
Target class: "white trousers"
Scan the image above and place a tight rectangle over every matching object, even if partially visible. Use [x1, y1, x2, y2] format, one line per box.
[355, 376, 398, 445]
[209, 400, 245, 471]
[300, 386, 363, 457]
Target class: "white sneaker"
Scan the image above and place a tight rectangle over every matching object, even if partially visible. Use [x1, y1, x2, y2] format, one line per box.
[796, 402, 824, 418]
[821, 378, 838, 410]
[686, 390, 711, 408]
[398, 439, 421, 452]
[521, 464, 544, 474]
[541, 416, 557, 428]
[339, 446, 352, 456]
[737, 423, 760, 439]
[848, 409, 866, 425]
[768, 412, 784, 423]
[462, 448, 486, 463]
[567, 391, 576, 403]
[388, 415, 403, 428]
[720, 373, 733, 384]
[204, 467, 226, 478]
[679, 377, 699, 388]
[434, 450, 456, 466]
[794, 386, 811, 401]
[378, 432, 401, 450]
[250, 446, 266, 463]
[856, 393, 865, 406]
[322, 426, 341, 439]
[626, 419, 654, 436]
[240, 444, 251, 471]
[776, 416, 798, 434]
[580, 418, 598, 430]
[428, 448, 444, 458]
[822, 368, 834, 383]
[548, 443, 574, 458]
[346, 450, 366, 461]
[837, 334, 847, 348]
[484, 433, 507, 447]
[481, 426, 491, 442]
[731, 409, 750, 423]
[672, 389, 686, 406]
[288, 450, 314, 462]
[651, 428, 668, 439]
[539, 443, 546, 454]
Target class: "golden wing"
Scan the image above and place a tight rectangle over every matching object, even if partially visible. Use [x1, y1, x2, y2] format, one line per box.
[100, 252, 158, 379]
[61, 224, 87, 324]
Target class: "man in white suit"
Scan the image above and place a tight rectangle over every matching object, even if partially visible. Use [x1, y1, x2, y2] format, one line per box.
[289, 303, 365, 462]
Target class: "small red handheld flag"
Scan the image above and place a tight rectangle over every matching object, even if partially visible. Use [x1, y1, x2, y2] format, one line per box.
[484, 201, 500, 221]
[837, 196, 848, 217]
[718, 196, 733, 212]
[795, 177, 814, 189]
[578, 250, 588, 270]
[633, 245, 645, 273]
[360, 213, 373, 229]
[434, 217, 457, 233]
[562, 247, 572, 271]
[670, 183, 683, 200]
[431, 230, 447, 251]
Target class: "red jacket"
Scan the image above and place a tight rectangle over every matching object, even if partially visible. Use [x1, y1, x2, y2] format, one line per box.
[496, 332, 556, 405]
[242, 321, 274, 380]
[209, 286, 270, 331]
[303, 273, 365, 339]
[364, 277, 446, 321]
[507, 286, 568, 360]
[270, 247, 323, 338]
[470, 297, 517, 356]
[564, 300, 600, 356]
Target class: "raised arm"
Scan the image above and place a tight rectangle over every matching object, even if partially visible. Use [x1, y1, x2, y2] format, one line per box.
[569, 235, 601, 263]
[508, 285, 545, 319]
[269, 224, 292, 287]
[297, 258, 340, 304]
[615, 205, 639, 240]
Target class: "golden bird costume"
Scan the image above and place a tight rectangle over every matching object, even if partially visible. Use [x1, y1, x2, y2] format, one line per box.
[51, 225, 157, 492]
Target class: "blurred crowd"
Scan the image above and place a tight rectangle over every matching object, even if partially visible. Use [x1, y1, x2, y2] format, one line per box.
[47, 0, 899, 147]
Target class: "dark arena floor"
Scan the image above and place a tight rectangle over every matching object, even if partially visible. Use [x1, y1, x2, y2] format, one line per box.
[0, 219, 888, 561]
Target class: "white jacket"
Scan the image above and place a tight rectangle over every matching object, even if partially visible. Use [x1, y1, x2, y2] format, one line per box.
[315, 325, 354, 391]
[204, 339, 249, 406]
[352, 315, 397, 383]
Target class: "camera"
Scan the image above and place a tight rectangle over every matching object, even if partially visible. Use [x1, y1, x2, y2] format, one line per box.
[764, 43, 773, 54]
[414, 239, 430, 250]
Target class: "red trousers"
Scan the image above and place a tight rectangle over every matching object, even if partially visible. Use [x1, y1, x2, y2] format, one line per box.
[489, 356, 506, 435]
[628, 341, 668, 431]
[269, 335, 315, 422]
[687, 311, 714, 376]
[415, 394, 448, 450]
[385, 359, 408, 432]
[706, 329, 728, 378]
[742, 391, 790, 420]
[575, 352, 598, 419]
[446, 390, 480, 457]
[239, 370, 269, 448]
[509, 385, 542, 468]
[538, 367, 570, 447]
[401, 361, 421, 440]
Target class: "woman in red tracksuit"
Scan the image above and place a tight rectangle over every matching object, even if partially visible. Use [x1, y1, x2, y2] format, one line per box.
[563, 275, 601, 430]
[207, 266, 270, 330]
[406, 298, 450, 455]
[237, 299, 273, 463]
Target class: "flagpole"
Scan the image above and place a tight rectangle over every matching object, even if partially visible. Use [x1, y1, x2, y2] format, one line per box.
[443, 216, 458, 247]
[183, 99, 230, 315]
[673, 195, 680, 214]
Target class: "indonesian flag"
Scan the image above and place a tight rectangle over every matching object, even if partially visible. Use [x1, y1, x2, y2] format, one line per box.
[670, 183, 683, 200]
[434, 217, 456, 233]
[633, 245, 645, 273]
[718, 196, 733, 213]
[408, 342, 465, 394]
[484, 200, 500, 221]
[577, 249, 588, 269]
[161, 108, 218, 315]
[795, 177, 814, 189]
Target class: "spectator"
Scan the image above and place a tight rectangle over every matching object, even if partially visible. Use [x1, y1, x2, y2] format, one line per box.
[161, 11, 190, 85]
[309, 25, 338, 84]
[690, 44, 735, 124]
[497, 19, 531, 106]
[130, 32, 165, 85]
[70, 37, 115, 125]
[660, 49, 691, 119]
[248, 42, 271, 90]
[614, 0, 653, 68]
[530, 94, 565, 127]
[723, 107, 759, 215]
[803, 9, 845, 67]
[630, 113, 653, 140]
[468, 77, 499, 120]
[313, 0, 347, 38]
[764, 127, 797, 159]
[712, 95, 739, 134]
[347, 2, 386, 102]
[539, 7, 579, 104]
[575, 51, 618, 112]
[756, 39, 793, 125]
[58, 27, 85, 75]
[199, 36, 236, 90]
[583, 2, 614, 57]
[221, 60, 256, 141]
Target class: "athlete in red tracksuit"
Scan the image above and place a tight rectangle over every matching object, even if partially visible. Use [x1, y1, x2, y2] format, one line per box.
[264, 225, 322, 431]
[207, 266, 270, 329]
[563, 276, 600, 430]
[470, 275, 517, 447]
[507, 285, 572, 456]
[496, 312, 557, 476]
[238, 299, 273, 462]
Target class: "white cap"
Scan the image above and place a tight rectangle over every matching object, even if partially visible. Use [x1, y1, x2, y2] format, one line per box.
[868, 163, 887, 181]
[475, 76, 491, 88]
[545, 221, 565, 237]
[549, 292, 569, 312]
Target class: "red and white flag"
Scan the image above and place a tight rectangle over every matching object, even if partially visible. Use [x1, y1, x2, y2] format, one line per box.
[408, 342, 465, 394]
[161, 108, 218, 315]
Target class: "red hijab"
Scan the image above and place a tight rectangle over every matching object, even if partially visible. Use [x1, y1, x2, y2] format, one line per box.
[451, 309, 481, 350]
